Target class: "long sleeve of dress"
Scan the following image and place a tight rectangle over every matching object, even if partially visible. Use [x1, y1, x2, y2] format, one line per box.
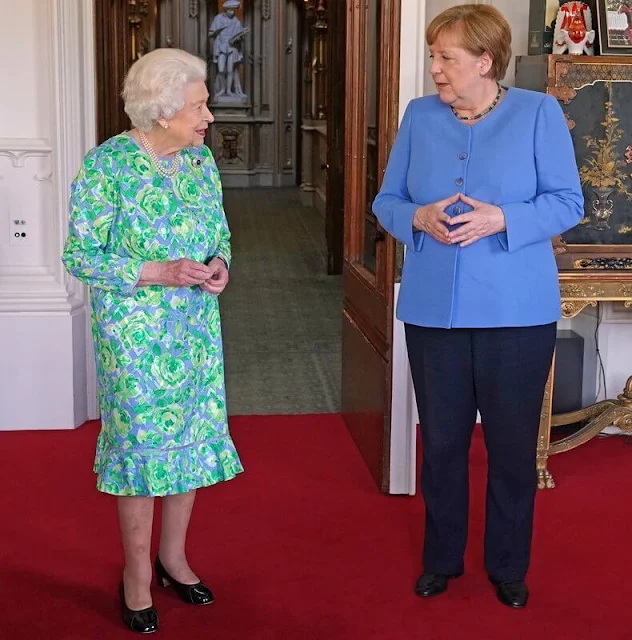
[62, 150, 144, 295]
[204, 149, 232, 269]
[372, 101, 424, 252]
[498, 95, 584, 253]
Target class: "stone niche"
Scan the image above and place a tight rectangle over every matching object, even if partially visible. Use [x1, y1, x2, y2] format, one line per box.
[160, 0, 300, 187]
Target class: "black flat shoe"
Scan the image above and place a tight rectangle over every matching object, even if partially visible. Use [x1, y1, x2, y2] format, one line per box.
[492, 580, 529, 609]
[155, 556, 214, 606]
[119, 582, 158, 634]
[414, 571, 463, 598]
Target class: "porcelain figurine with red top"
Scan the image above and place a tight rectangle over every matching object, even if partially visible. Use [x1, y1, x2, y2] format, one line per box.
[553, 1, 595, 56]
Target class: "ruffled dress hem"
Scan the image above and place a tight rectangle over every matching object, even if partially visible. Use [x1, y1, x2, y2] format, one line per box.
[93, 434, 244, 497]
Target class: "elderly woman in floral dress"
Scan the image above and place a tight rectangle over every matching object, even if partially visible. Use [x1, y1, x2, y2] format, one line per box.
[62, 48, 242, 634]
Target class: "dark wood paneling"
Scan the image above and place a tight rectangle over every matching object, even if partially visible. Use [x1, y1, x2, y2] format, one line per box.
[96, 0, 131, 143]
[341, 0, 400, 492]
[343, 0, 367, 268]
[379, 0, 401, 306]
[342, 264, 388, 351]
[325, 0, 346, 275]
[95, 0, 159, 144]
[341, 314, 388, 490]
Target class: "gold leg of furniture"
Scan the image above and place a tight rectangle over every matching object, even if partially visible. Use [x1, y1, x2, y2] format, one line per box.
[550, 400, 617, 428]
[536, 354, 556, 490]
[548, 376, 632, 457]
[537, 376, 632, 489]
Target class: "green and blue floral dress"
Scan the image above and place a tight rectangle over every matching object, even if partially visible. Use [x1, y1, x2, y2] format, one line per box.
[62, 133, 243, 496]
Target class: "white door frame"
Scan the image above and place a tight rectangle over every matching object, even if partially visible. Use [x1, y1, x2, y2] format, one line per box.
[388, 0, 426, 495]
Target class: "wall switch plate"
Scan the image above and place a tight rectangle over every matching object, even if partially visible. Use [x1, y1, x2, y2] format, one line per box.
[9, 217, 29, 245]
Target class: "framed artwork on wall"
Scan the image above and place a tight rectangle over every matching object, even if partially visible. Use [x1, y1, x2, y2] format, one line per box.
[558, 77, 632, 268]
[596, 0, 632, 55]
[515, 54, 632, 271]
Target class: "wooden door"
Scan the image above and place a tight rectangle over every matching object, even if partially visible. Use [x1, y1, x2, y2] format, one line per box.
[95, 0, 160, 144]
[325, 0, 346, 275]
[341, 0, 401, 492]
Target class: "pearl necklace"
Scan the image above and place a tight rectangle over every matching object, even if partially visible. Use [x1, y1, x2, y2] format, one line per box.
[139, 130, 182, 177]
[451, 84, 503, 122]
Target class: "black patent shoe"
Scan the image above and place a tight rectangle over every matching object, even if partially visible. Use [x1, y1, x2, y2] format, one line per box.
[155, 556, 214, 606]
[492, 580, 529, 609]
[414, 571, 463, 598]
[119, 582, 158, 634]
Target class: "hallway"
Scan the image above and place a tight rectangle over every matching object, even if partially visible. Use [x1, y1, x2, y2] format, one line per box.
[220, 189, 342, 415]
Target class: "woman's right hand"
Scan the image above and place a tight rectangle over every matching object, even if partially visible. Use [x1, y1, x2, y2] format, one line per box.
[138, 259, 214, 287]
[412, 193, 461, 245]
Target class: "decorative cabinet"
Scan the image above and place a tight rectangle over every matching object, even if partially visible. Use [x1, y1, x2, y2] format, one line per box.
[516, 55, 632, 491]
[515, 54, 632, 271]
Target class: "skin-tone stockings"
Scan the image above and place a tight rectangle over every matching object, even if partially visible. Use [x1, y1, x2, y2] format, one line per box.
[119, 490, 198, 610]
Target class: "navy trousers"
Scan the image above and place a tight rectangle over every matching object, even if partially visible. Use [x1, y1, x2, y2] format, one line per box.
[405, 323, 556, 583]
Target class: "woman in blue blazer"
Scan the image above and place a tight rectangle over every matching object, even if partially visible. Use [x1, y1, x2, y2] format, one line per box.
[373, 4, 583, 609]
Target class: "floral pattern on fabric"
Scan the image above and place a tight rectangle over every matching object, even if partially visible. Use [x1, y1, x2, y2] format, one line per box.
[62, 133, 243, 496]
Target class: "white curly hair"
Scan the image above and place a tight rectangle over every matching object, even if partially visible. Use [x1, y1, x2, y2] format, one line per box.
[122, 48, 207, 132]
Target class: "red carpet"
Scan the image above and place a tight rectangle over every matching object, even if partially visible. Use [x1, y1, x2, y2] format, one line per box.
[0, 415, 630, 640]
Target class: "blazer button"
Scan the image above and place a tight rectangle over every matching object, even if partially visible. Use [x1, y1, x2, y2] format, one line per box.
[454, 206, 462, 214]
[455, 178, 464, 187]
[458, 152, 467, 160]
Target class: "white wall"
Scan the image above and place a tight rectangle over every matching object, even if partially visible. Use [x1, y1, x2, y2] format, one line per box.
[0, 1, 50, 139]
[0, 0, 52, 272]
[0, 0, 97, 430]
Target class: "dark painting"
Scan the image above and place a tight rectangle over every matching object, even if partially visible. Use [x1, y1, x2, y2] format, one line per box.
[562, 79, 632, 245]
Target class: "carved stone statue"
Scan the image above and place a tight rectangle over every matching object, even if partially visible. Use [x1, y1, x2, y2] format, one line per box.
[553, 1, 595, 56]
[208, 0, 250, 102]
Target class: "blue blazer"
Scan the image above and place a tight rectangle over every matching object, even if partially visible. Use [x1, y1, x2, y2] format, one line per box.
[372, 88, 584, 329]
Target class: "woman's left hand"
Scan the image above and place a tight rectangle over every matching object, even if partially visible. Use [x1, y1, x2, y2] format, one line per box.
[200, 257, 229, 295]
[447, 195, 506, 247]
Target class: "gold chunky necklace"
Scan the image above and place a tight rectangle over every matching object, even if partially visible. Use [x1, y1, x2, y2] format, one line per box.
[451, 84, 503, 122]
[139, 130, 182, 177]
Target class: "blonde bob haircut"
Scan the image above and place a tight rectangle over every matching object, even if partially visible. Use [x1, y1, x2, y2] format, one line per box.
[122, 48, 207, 132]
[426, 4, 512, 82]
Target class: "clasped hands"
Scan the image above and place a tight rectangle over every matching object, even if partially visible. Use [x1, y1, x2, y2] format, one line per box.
[171, 257, 228, 294]
[140, 257, 229, 294]
[412, 193, 506, 247]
